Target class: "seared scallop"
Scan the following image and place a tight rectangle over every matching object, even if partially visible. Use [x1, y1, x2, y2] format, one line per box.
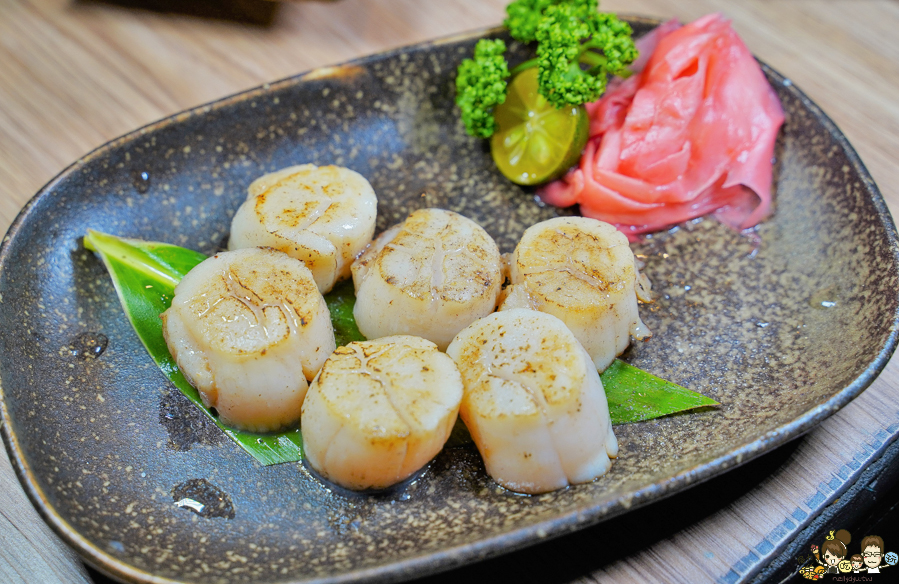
[301, 335, 463, 490]
[351, 208, 503, 350]
[228, 164, 377, 293]
[162, 247, 335, 432]
[446, 308, 618, 494]
[500, 216, 651, 371]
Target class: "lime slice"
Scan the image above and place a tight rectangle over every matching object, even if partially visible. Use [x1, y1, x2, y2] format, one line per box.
[490, 67, 589, 186]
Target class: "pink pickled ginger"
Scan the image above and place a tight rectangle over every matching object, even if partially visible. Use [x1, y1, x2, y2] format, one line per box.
[539, 14, 785, 240]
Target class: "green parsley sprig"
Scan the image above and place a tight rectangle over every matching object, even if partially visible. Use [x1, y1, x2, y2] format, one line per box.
[455, 0, 636, 138]
[455, 39, 510, 139]
[535, 4, 637, 109]
[504, 0, 598, 43]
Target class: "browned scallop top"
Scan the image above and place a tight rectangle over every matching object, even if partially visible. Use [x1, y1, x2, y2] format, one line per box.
[375, 209, 502, 303]
[314, 337, 461, 440]
[249, 165, 375, 237]
[184, 251, 322, 356]
[249, 164, 352, 198]
[453, 312, 586, 416]
[516, 219, 636, 311]
[254, 190, 329, 231]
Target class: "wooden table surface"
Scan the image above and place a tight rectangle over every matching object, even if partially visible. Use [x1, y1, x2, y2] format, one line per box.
[2, 1, 898, 583]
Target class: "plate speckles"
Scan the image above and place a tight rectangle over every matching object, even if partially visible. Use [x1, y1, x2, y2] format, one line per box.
[1, 19, 898, 584]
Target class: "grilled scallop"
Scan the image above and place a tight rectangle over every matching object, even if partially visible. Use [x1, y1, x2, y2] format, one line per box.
[161, 247, 335, 432]
[446, 308, 618, 494]
[228, 164, 377, 293]
[351, 208, 503, 350]
[300, 335, 463, 490]
[499, 216, 651, 371]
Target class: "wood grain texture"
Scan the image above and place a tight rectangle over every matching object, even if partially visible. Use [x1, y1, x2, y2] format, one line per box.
[1, 1, 898, 583]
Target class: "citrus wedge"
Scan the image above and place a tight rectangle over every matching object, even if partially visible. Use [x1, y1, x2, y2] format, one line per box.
[490, 66, 589, 186]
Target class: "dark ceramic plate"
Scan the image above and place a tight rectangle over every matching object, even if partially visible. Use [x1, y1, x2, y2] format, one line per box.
[2, 19, 898, 584]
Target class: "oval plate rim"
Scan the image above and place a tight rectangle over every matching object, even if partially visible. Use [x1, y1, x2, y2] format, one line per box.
[2, 18, 898, 584]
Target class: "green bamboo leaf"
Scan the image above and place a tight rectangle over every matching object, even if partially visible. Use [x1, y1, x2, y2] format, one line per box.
[601, 359, 718, 424]
[84, 230, 304, 466]
[323, 279, 366, 347]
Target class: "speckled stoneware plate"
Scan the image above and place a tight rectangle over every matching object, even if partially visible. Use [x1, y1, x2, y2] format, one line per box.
[1, 19, 898, 584]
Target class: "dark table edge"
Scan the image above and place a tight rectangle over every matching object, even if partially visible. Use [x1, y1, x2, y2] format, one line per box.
[746, 427, 899, 584]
